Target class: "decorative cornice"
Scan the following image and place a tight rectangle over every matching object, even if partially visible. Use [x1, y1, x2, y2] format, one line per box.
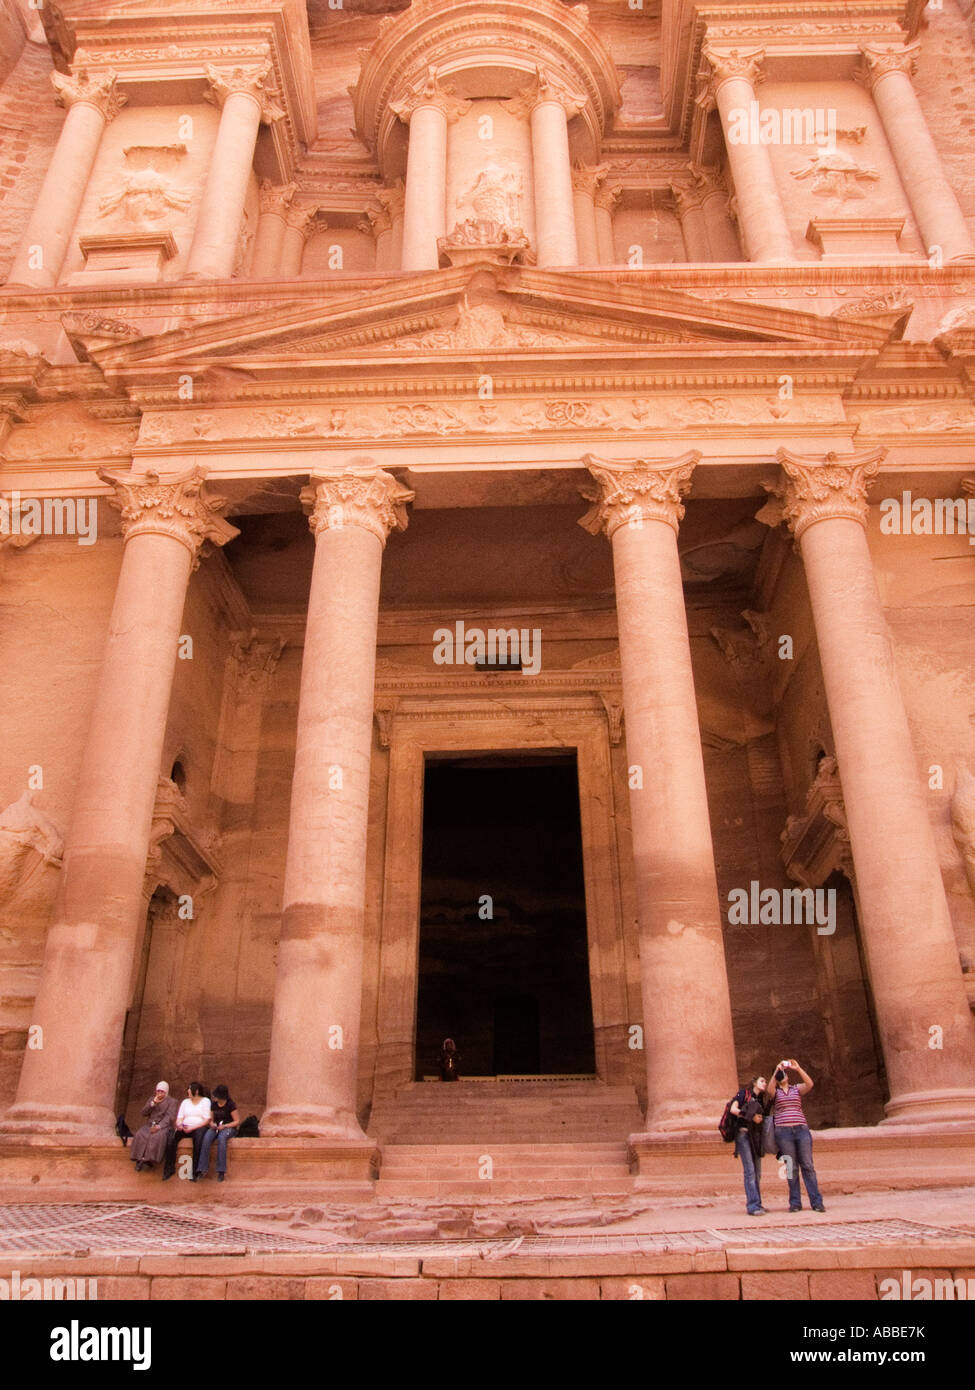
[52, 69, 127, 122]
[772, 447, 887, 539]
[97, 465, 239, 560]
[300, 468, 414, 548]
[578, 451, 701, 537]
[389, 67, 471, 125]
[511, 66, 587, 120]
[856, 42, 920, 92]
[204, 61, 285, 124]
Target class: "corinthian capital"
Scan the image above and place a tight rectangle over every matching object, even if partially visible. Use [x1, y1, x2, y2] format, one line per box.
[98, 466, 239, 559]
[511, 67, 587, 120]
[579, 452, 701, 537]
[301, 468, 414, 547]
[284, 204, 322, 240]
[259, 179, 297, 216]
[572, 164, 609, 198]
[701, 45, 766, 91]
[772, 448, 887, 539]
[205, 61, 285, 124]
[390, 68, 471, 125]
[856, 42, 920, 91]
[52, 69, 127, 122]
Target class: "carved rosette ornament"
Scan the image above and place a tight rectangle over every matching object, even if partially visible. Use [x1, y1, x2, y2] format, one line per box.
[301, 469, 414, 548]
[579, 452, 701, 537]
[97, 465, 239, 560]
[205, 61, 285, 124]
[511, 67, 588, 120]
[390, 68, 471, 125]
[772, 448, 887, 539]
[855, 42, 920, 92]
[52, 68, 127, 122]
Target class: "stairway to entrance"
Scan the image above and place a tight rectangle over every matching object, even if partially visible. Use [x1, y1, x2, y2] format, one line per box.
[369, 1080, 644, 1195]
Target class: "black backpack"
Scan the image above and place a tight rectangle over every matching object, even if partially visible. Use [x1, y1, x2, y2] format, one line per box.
[236, 1114, 260, 1138]
[718, 1089, 744, 1143]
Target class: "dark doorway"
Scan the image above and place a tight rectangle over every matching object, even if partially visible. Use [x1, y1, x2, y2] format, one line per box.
[415, 753, 596, 1078]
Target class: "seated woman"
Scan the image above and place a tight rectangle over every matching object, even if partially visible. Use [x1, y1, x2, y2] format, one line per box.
[162, 1081, 211, 1181]
[131, 1082, 178, 1171]
[196, 1084, 239, 1184]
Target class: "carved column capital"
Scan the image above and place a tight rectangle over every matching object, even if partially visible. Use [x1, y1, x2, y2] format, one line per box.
[673, 180, 704, 217]
[232, 632, 285, 688]
[689, 163, 728, 199]
[511, 67, 587, 120]
[259, 179, 297, 216]
[97, 465, 239, 560]
[205, 61, 285, 124]
[771, 448, 887, 539]
[593, 180, 623, 213]
[360, 202, 392, 238]
[284, 204, 322, 240]
[52, 69, 127, 122]
[856, 42, 920, 92]
[579, 452, 701, 537]
[301, 468, 414, 548]
[701, 45, 767, 93]
[390, 68, 471, 125]
[572, 163, 609, 197]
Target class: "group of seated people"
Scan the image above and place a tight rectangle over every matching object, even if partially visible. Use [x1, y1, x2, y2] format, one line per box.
[129, 1080, 239, 1182]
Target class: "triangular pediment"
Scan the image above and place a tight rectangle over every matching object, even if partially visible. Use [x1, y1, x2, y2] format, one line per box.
[85, 264, 900, 380]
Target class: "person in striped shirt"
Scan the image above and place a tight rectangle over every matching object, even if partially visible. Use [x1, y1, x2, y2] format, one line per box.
[766, 1058, 826, 1213]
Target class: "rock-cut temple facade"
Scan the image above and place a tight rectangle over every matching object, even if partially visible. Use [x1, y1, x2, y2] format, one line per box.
[2, 0, 975, 1186]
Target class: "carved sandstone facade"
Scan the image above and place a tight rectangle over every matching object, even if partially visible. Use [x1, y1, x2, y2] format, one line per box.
[2, 0, 975, 1186]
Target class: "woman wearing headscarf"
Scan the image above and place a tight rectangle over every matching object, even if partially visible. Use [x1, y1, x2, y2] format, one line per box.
[131, 1082, 178, 1171]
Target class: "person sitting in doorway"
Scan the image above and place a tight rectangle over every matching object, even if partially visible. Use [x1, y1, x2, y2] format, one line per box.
[439, 1038, 460, 1081]
[196, 1084, 239, 1184]
[162, 1081, 211, 1181]
[131, 1082, 178, 1171]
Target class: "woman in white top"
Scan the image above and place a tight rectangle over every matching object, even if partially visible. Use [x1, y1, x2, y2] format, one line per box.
[162, 1082, 211, 1181]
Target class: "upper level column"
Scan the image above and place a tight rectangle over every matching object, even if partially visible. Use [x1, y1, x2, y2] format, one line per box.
[391, 70, 470, 273]
[699, 46, 792, 264]
[514, 68, 584, 267]
[857, 43, 975, 264]
[7, 70, 126, 288]
[0, 468, 237, 1137]
[252, 180, 297, 278]
[185, 61, 285, 281]
[580, 455, 738, 1132]
[772, 449, 975, 1123]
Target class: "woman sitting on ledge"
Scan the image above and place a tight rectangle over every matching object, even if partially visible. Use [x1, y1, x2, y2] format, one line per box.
[131, 1082, 178, 1172]
[196, 1084, 239, 1184]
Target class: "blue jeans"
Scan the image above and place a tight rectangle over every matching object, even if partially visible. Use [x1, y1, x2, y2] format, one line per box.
[197, 1126, 236, 1176]
[734, 1131, 763, 1213]
[774, 1124, 823, 1209]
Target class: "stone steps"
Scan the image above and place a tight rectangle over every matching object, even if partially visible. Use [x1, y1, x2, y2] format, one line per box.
[375, 1139, 634, 1197]
[368, 1080, 645, 1145]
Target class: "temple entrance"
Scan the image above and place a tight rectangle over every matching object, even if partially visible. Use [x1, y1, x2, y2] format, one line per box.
[414, 753, 596, 1079]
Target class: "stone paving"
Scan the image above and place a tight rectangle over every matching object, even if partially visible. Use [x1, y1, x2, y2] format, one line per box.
[0, 1192, 972, 1259]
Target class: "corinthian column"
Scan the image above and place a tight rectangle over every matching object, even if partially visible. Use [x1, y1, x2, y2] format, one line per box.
[186, 62, 285, 281]
[857, 44, 975, 263]
[280, 205, 319, 277]
[515, 69, 584, 267]
[772, 449, 975, 1122]
[262, 467, 413, 1140]
[391, 69, 470, 273]
[580, 455, 738, 1131]
[251, 180, 296, 278]
[6, 70, 126, 288]
[674, 181, 710, 261]
[571, 166, 604, 266]
[0, 468, 237, 1136]
[700, 47, 792, 263]
[593, 179, 622, 265]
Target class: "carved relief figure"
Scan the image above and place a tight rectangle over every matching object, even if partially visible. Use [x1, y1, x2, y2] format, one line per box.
[98, 145, 191, 228]
[790, 148, 880, 201]
[0, 791, 63, 908]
